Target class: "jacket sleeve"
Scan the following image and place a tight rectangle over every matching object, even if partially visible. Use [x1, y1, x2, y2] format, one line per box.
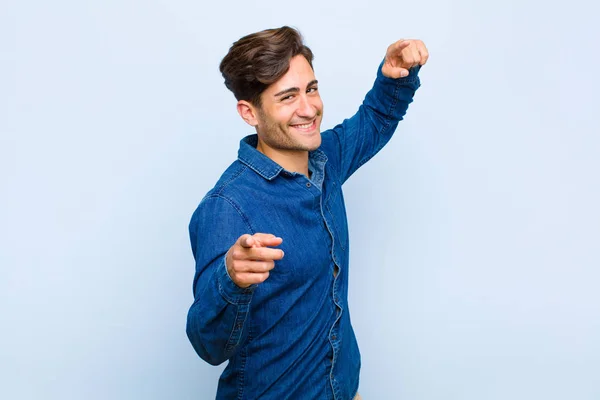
[326, 62, 421, 183]
[186, 195, 255, 366]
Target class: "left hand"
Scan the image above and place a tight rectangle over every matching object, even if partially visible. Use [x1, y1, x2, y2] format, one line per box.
[381, 39, 429, 79]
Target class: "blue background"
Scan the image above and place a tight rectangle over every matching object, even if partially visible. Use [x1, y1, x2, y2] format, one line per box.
[2, 0, 599, 398]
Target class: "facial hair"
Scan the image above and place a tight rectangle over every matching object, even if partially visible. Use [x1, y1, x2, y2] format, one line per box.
[256, 106, 323, 152]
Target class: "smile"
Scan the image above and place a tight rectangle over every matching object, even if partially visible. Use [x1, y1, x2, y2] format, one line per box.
[290, 120, 316, 131]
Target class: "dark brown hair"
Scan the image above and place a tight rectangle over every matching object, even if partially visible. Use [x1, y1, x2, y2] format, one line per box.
[219, 26, 314, 106]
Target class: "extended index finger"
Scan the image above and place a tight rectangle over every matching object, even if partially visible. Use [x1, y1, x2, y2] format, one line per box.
[392, 39, 410, 53]
[252, 233, 283, 248]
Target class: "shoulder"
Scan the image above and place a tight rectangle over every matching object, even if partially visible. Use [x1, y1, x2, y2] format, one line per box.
[190, 160, 255, 229]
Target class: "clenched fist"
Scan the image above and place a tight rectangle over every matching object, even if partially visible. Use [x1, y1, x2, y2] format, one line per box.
[381, 39, 429, 79]
[226, 233, 285, 288]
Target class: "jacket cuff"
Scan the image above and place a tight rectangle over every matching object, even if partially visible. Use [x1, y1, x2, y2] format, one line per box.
[217, 255, 255, 305]
[377, 60, 421, 86]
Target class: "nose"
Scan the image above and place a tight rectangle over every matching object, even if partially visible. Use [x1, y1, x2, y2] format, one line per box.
[296, 95, 317, 119]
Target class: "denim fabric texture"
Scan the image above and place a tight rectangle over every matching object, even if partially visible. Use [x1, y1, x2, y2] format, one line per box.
[187, 62, 421, 400]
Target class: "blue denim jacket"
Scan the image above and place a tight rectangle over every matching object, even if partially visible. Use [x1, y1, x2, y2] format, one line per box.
[187, 63, 420, 400]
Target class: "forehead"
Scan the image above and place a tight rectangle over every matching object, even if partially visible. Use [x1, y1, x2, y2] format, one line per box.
[266, 55, 316, 94]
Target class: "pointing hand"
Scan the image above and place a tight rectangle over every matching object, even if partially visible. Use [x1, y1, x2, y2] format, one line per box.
[226, 233, 285, 288]
[381, 39, 429, 79]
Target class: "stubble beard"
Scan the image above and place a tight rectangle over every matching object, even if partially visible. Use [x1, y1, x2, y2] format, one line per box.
[257, 109, 323, 153]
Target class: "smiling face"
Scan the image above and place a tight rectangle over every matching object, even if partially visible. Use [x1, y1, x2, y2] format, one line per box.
[251, 55, 324, 158]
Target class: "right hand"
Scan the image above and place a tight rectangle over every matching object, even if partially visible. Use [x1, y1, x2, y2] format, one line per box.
[382, 39, 429, 78]
[226, 233, 284, 288]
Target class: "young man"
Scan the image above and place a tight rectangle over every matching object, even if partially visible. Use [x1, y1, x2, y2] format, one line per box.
[187, 26, 428, 399]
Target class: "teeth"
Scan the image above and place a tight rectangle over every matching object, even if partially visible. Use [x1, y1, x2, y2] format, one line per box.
[293, 121, 313, 129]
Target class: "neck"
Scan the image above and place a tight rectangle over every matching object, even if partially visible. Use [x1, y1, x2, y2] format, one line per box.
[256, 140, 310, 177]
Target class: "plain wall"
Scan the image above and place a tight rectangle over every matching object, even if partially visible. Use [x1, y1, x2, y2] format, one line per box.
[2, 0, 599, 398]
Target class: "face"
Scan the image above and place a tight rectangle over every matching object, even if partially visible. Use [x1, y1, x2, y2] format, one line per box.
[252, 55, 324, 155]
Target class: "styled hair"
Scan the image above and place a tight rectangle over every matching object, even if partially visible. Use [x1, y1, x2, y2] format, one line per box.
[219, 26, 314, 106]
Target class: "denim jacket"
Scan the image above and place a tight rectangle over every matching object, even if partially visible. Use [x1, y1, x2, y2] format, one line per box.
[187, 62, 421, 400]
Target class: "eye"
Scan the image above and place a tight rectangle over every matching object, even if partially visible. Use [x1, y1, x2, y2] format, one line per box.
[281, 94, 294, 101]
[307, 87, 318, 93]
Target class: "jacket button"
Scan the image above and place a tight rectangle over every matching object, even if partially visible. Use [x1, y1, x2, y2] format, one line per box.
[306, 182, 311, 188]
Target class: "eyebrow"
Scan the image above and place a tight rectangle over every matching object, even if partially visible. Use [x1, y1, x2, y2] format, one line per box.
[273, 80, 319, 98]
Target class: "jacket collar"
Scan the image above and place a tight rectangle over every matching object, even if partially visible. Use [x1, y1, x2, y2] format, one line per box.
[237, 134, 327, 181]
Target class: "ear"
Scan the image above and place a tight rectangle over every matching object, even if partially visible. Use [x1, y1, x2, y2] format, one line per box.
[237, 100, 259, 127]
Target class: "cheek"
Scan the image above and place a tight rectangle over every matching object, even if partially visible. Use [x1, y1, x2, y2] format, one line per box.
[278, 109, 298, 125]
[313, 97, 324, 113]
[265, 104, 286, 119]
[259, 108, 287, 128]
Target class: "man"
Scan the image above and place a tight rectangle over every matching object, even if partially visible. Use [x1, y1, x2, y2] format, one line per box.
[187, 26, 427, 399]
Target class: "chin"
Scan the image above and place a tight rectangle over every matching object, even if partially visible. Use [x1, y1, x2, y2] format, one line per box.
[298, 132, 321, 151]
[308, 135, 322, 151]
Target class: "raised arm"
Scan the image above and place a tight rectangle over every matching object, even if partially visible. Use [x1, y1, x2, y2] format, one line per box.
[324, 39, 428, 183]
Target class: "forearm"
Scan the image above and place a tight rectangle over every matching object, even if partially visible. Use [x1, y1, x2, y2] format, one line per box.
[186, 256, 254, 365]
[364, 62, 421, 128]
[329, 62, 421, 182]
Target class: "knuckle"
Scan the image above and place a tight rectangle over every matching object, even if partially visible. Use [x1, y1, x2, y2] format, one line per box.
[248, 273, 260, 284]
[254, 248, 267, 259]
[235, 274, 249, 286]
[230, 259, 242, 271]
[256, 262, 267, 272]
[249, 272, 267, 284]
[231, 249, 243, 260]
[261, 249, 272, 260]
